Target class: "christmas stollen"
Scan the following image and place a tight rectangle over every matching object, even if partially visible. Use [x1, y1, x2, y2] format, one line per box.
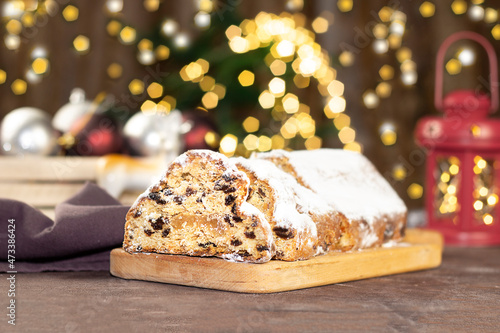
[123, 149, 407, 263]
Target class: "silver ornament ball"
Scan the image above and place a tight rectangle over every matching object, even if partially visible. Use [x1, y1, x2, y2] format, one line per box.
[1, 107, 59, 156]
[52, 88, 93, 133]
[124, 110, 183, 158]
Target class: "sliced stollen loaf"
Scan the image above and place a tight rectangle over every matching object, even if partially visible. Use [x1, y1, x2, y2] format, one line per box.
[253, 149, 407, 250]
[234, 157, 343, 261]
[123, 148, 407, 263]
[123, 150, 275, 263]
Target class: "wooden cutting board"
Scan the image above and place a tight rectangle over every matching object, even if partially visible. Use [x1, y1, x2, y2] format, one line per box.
[110, 228, 443, 293]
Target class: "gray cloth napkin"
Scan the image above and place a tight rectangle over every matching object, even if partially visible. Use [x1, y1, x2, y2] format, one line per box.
[0, 182, 130, 272]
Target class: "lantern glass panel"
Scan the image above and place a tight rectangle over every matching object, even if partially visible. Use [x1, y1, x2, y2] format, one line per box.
[472, 156, 497, 226]
[434, 156, 460, 222]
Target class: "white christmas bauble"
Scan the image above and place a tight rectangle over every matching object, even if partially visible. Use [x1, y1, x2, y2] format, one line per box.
[52, 88, 92, 133]
[1, 107, 58, 156]
[124, 110, 183, 158]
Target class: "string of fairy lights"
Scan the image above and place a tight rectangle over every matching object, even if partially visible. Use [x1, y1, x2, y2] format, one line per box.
[1, 0, 500, 205]
[434, 155, 498, 226]
[223, 11, 352, 153]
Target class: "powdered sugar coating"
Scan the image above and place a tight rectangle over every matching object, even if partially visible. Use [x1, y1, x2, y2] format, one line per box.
[175, 149, 243, 176]
[382, 240, 410, 248]
[356, 220, 380, 248]
[255, 149, 407, 224]
[234, 157, 326, 237]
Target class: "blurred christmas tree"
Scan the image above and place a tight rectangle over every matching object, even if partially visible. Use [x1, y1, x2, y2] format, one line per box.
[107, 2, 351, 157]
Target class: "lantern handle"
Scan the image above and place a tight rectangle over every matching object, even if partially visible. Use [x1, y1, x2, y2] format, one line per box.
[435, 31, 498, 112]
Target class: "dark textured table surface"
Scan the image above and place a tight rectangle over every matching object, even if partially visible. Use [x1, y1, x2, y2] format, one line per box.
[2, 246, 499, 332]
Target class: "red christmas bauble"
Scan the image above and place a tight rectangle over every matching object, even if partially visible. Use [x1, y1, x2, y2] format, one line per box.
[67, 114, 123, 156]
[182, 109, 218, 151]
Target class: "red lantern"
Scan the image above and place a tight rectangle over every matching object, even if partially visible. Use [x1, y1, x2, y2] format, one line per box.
[416, 31, 500, 246]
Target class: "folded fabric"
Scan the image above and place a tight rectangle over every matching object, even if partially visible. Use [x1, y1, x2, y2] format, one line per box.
[0, 182, 130, 272]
